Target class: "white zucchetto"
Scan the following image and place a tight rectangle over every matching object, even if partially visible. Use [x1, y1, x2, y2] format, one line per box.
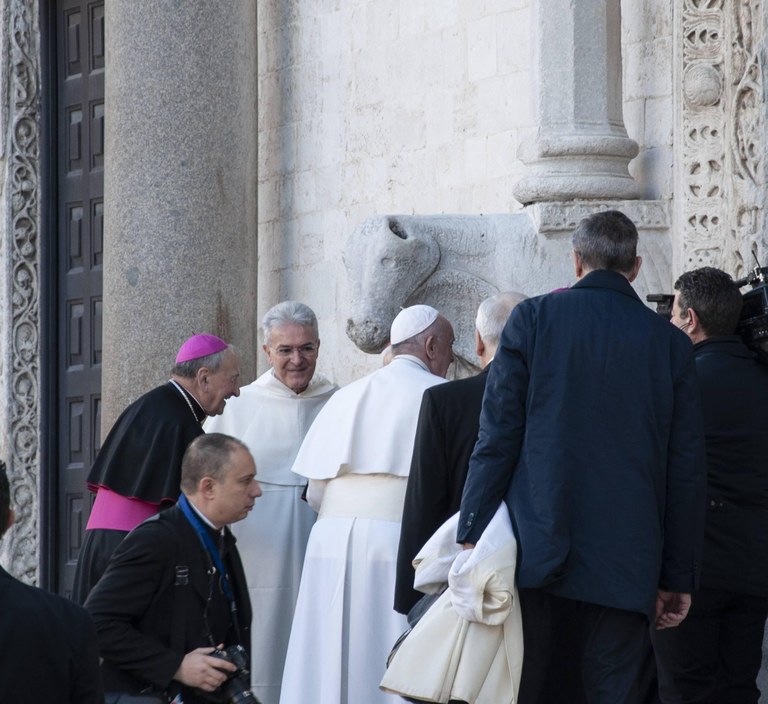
[390, 305, 440, 345]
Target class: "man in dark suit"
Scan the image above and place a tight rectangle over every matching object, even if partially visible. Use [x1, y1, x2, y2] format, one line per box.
[394, 291, 527, 614]
[457, 210, 707, 704]
[86, 433, 261, 704]
[653, 267, 768, 703]
[0, 460, 103, 703]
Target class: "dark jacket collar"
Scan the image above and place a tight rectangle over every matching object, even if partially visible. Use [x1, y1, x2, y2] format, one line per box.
[693, 335, 755, 359]
[571, 269, 641, 304]
[167, 381, 207, 424]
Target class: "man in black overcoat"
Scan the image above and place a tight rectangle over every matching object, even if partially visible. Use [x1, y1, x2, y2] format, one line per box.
[394, 290, 527, 614]
[86, 433, 261, 704]
[653, 267, 768, 703]
[0, 461, 103, 703]
[457, 210, 707, 704]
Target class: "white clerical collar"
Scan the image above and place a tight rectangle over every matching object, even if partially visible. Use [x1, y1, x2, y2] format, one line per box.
[390, 354, 431, 373]
[186, 495, 224, 535]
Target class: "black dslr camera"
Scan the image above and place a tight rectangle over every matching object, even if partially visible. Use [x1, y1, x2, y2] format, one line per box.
[209, 645, 261, 704]
[646, 261, 768, 362]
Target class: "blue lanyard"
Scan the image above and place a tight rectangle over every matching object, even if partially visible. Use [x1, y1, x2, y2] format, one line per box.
[178, 493, 234, 604]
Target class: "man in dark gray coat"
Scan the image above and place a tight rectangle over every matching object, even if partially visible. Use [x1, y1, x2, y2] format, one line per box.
[457, 210, 707, 704]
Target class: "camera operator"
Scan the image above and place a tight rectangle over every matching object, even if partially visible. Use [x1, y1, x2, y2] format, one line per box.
[652, 267, 768, 703]
[86, 433, 262, 704]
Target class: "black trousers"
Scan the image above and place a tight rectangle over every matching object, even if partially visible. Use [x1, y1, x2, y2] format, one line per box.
[652, 587, 768, 704]
[517, 589, 653, 704]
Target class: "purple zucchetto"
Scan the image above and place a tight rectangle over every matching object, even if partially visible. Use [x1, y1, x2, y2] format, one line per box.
[175, 334, 228, 363]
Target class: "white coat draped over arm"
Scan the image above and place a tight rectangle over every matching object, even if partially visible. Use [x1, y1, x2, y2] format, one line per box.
[380, 504, 523, 704]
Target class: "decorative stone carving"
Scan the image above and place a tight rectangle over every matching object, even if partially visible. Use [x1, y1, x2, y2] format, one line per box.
[728, 0, 765, 277]
[0, 0, 41, 584]
[345, 205, 671, 375]
[678, 0, 765, 280]
[529, 201, 671, 236]
[683, 63, 724, 106]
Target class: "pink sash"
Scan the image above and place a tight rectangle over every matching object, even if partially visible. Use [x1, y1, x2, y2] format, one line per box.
[85, 486, 160, 531]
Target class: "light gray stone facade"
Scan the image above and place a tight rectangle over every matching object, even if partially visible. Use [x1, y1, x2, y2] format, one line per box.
[0, 7, 766, 693]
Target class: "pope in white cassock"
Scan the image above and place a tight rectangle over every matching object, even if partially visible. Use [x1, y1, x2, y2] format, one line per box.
[279, 305, 455, 704]
[204, 301, 338, 704]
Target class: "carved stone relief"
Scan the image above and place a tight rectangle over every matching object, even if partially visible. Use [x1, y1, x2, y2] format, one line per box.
[345, 202, 671, 376]
[0, 0, 41, 584]
[728, 0, 765, 276]
[679, 0, 765, 279]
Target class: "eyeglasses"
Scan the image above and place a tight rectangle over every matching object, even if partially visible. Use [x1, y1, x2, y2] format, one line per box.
[271, 344, 319, 358]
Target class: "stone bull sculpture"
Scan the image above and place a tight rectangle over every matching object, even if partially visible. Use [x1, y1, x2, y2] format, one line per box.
[344, 210, 671, 375]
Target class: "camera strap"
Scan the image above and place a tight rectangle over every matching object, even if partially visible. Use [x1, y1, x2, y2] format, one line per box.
[178, 493, 235, 605]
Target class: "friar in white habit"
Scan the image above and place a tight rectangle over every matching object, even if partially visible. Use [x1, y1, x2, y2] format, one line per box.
[204, 301, 338, 704]
[279, 304, 455, 704]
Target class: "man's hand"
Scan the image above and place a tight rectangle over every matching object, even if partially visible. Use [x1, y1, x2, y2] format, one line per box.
[655, 590, 691, 630]
[461, 543, 475, 550]
[173, 645, 237, 692]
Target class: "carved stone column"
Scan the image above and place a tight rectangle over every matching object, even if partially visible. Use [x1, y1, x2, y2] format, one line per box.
[0, 0, 43, 584]
[103, 2, 258, 430]
[513, 0, 640, 203]
[675, 0, 766, 279]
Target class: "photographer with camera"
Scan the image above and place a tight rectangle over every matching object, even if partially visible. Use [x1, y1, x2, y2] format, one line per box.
[86, 433, 262, 704]
[652, 267, 768, 703]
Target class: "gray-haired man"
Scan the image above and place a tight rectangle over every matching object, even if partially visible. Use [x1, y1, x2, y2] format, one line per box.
[205, 301, 338, 704]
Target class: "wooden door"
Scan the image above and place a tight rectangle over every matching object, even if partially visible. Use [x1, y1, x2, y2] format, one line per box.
[54, 0, 105, 595]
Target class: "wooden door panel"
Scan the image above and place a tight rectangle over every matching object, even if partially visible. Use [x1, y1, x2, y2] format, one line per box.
[55, 0, 104, 596]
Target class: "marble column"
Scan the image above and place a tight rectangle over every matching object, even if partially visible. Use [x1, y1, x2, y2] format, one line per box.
[514, 0, 640, 203]
[103, 1, 258, 430]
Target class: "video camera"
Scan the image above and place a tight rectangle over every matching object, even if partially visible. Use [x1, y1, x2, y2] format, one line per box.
[646, 261, 768, 360]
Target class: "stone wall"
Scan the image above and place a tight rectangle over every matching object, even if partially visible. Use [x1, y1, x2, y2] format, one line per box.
[257, 0, 540, 385]
[623, 0, 675, 201]
[258, 0, 680, 387]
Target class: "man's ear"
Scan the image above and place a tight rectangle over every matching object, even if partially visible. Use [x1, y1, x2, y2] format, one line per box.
[687, 307, 703, 334]
[572, 250, 584, 279]
[196, 366, 211, 388]
[198, 476, 217, 497]
[0, 508, 13, 542]
[424, 335, 437, 360]
[475, 329, 485, 359]
[627, 255, 643, 283]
